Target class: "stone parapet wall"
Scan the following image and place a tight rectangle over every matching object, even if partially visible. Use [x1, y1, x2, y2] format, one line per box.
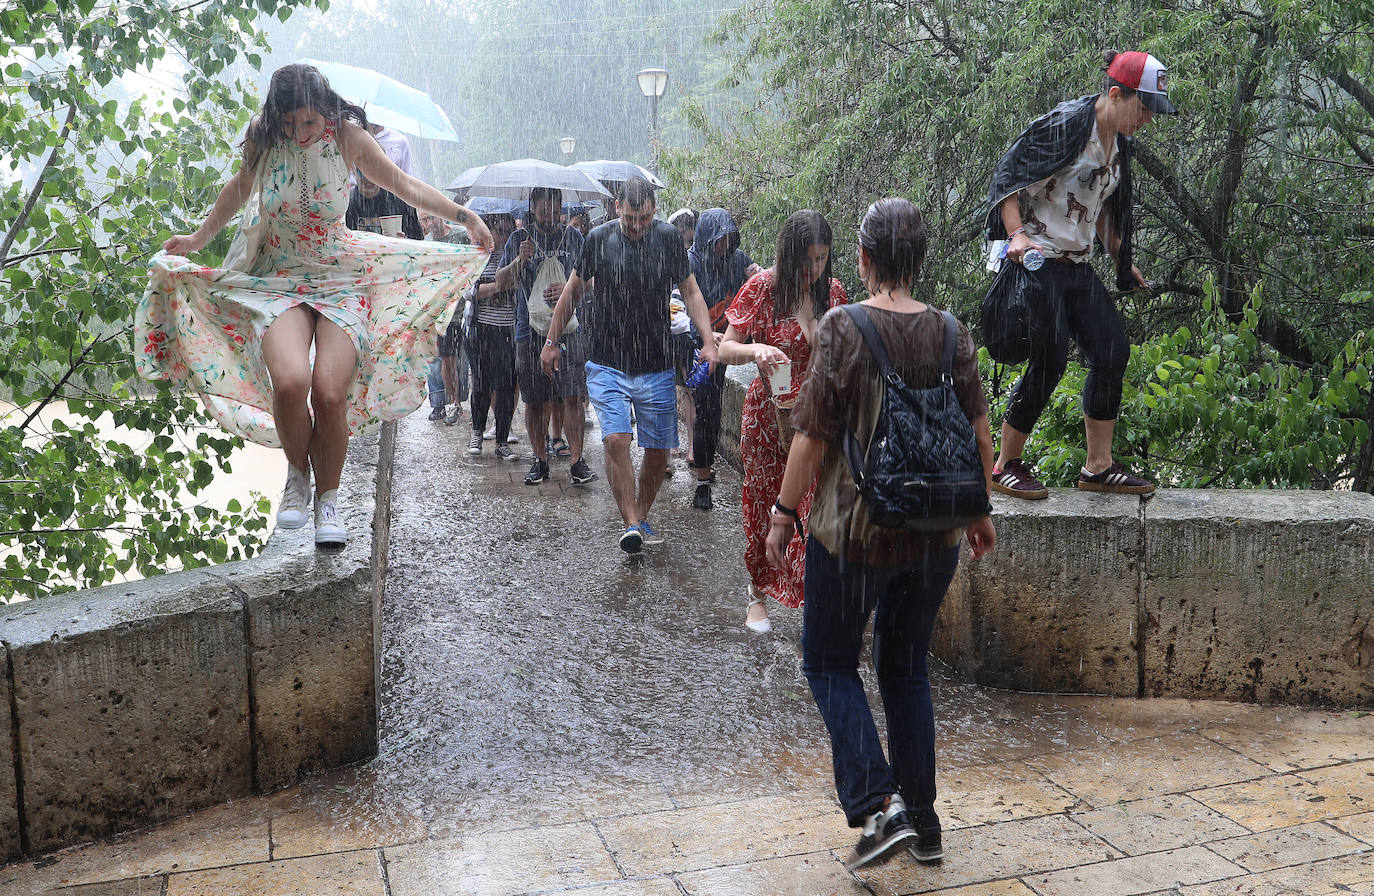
[0, 425, 394, 860]
[715, 369, 1374, 709]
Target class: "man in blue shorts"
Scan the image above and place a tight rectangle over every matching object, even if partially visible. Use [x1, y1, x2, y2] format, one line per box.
[540, 178, 718, 554]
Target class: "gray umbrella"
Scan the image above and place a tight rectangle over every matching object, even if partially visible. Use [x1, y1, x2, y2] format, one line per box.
[572, 160, 666, 190]
[443, 158, 611, 201]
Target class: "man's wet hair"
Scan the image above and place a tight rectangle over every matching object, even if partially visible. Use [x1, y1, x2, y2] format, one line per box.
[530, 186, 563, 207]
[616, 177, 656, 210]
[858, 197, 927, 285]
[1101, 49, 1139, 98]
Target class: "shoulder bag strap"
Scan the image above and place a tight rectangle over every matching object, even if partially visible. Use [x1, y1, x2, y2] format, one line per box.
[938, 310, 958, 381]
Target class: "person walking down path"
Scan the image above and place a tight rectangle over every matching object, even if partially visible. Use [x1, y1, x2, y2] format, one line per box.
[687, 207, 761, 512]
[541, 178, 719, 555]
[767, 198, 995, 871]
[464, 214, 520, 461]
[137, 63, 492, 548]
[985, 49, 1177, 500]
[718, 210, 846, 634]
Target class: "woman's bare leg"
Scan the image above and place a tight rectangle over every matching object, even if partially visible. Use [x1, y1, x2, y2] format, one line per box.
[307, 317, 358, 494]
[261, 305, 317, 473]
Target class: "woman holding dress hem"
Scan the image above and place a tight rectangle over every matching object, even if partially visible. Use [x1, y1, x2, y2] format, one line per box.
[141, 64, 492, 547]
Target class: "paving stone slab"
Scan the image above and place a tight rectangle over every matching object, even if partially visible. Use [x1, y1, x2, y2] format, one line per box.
[164, 849, 383, 896]
[1205, 821, 1369, 873]
[384, 823, 620, 896]
[677, 851, 865, 895]
[3, 578, 252, 853]
[1178, 849, 1374, 896]
[936, 490, 1142, 696]
[1027, 845, 1245, 896]
[1143, 489, 1374, 705]
[1071, 794, 1249, 855]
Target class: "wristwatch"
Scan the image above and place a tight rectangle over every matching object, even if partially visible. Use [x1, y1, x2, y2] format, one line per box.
[544, 337, 558, 349]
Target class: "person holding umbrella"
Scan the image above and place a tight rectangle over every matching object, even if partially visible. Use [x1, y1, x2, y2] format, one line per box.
[138, 63, 493, 548]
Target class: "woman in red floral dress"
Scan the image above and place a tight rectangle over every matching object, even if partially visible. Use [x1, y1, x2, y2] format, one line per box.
[719, 210, 848, 632]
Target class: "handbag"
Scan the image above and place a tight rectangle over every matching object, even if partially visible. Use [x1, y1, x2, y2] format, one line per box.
[841, 305, 992, 532]
[773, 396, 796, 453]
[978, 260, 1035, 365]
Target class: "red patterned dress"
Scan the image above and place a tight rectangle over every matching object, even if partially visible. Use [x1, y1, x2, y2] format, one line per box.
[727, 270, 848, 608]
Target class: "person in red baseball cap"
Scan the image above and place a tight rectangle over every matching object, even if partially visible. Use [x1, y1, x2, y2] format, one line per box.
[983, 49, 1177, 501]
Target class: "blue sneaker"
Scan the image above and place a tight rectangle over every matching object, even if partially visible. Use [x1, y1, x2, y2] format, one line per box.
[638, 520, 664, 546]
[619, 526, 643, 554]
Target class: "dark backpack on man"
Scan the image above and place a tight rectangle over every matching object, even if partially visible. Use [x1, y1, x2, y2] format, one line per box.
[841, 305, 992, 532]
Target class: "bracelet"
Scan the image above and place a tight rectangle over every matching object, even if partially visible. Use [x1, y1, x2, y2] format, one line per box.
[1008, 226, 1025, 239]
[544, 337, 558, 349]
[772, 499, 799, 520]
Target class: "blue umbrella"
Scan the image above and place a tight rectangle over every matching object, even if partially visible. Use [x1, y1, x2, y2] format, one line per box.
[464, 196, 529, 217]
[299, 58, 460, 142]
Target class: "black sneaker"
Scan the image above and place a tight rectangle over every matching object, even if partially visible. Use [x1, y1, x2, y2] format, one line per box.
[1077, 461, 1156, 495]
[692, 482, 712, 510]
[991, 457, 1048, 499]
[427, 406, 444, 421]
[908, 807, 943, 863]
[843, 794, 917, 871]
[569, 458, 597, 484]
[467, 434, 482, 456]
[494, 444, 519, 463]
[524, 459, 550, 484]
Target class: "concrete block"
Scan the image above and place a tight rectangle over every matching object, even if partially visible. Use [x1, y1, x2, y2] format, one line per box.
[3, 579, 252, 852]
[236, 432, 380, 791]
[1143, 490, 1374, 705]
[0, 645, 19, 861]
[934, 490, 1142, 696]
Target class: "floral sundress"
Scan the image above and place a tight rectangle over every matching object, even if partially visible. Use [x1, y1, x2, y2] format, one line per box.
[727, 270, 849, 609]
[137, 124, 488, 447]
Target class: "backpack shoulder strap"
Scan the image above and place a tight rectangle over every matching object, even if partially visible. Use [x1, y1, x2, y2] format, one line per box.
[840, 304, 896, 377]
[938, 310, 958, 380]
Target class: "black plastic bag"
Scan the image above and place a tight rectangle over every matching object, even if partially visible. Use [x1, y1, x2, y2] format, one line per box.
[979, 261, 1035, 365]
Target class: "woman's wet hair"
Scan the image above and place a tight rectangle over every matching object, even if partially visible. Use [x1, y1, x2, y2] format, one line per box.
[244, 64, 368, 163]
[1101, 49, 1139, 98]
[858, 197, 927, 286]
[773, 209, 833, 321]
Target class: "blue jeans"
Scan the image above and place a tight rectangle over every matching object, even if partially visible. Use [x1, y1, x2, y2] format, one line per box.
[427, 358, 445, 410]
[585, 362, 677, 450]
[801, 536, 959, 827]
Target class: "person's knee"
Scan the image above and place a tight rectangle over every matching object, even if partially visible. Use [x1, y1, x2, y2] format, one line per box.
[269, 366, 311, 406]
[310, 378, 350, 417]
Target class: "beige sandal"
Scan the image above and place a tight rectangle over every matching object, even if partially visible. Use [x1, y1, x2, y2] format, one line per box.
[745, 589, 772, 634]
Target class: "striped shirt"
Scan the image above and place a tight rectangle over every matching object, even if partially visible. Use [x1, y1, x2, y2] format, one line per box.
[472, 253, 516, 327]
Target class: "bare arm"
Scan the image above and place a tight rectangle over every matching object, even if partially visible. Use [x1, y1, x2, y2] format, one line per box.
[999, 194, 1043, 265]
[678, 273, 719, 369]
[764, 432, 827, 569]
[342, 122, 493, 252]
[719, 321, 788, 372]
[965, 412, 997, 559]
[539, 271, 587, 376]
[1096, 214, 1147, 288]
[162, 146, 258, 255]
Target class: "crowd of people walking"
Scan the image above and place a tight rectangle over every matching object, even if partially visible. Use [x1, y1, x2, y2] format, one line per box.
[136, 49, 1176, 873]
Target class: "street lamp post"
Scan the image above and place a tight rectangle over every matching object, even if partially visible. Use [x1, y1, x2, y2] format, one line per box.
[635, 67, 669, 173]
[558, 135, 576, 163]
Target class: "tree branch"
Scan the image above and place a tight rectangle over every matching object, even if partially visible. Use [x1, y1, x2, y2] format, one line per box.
[0, 101, 77, 268]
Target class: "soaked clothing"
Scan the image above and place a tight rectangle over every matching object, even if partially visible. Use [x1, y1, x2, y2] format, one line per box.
[138, 123, 487, 447]
[727, 270, 848, 608]
[345, 187, 422, 240]
[472, 253, 517, 327]
[574, 219, 690, 376]
[503, 223, 584, 343]
[791, 304, 987, 565]
[1019, 122, 1120, 262]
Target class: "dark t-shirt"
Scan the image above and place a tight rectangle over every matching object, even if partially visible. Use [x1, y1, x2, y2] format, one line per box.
[499, 223, 584, 344]
[574, 219, 690, 375]
[344, 188, 422, 240]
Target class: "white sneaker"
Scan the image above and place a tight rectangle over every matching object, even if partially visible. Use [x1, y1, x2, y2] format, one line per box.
[314, 488, 348, 546]
[277, 464, 311, 530]
[483, 426, 496, 440]
[444, 403, 461, 426]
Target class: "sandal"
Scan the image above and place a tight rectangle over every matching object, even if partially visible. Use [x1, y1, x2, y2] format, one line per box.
[549, 437, 571, 459]
[745, 591, 772, 634]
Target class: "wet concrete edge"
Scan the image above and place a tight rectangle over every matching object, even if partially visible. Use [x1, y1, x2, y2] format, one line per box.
[0, 423, 395, 860]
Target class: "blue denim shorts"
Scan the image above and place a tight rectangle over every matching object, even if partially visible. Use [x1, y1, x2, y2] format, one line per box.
[585, 362, 678, 450]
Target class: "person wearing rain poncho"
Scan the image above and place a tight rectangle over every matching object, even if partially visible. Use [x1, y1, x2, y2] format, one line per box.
[137, 63, 493, 547]
[985, 50, 1177, 500]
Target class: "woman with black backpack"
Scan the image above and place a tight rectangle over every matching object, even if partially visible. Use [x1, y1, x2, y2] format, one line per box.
[765, 198, 996, 871]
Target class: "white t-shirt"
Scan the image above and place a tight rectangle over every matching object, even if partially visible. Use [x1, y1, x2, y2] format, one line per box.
[1020, 122, 1121, 262]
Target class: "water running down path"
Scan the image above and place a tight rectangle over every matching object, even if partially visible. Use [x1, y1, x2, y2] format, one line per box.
[3, 409, 1373, 895]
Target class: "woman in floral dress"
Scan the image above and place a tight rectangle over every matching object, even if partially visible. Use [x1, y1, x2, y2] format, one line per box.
[139, 64, 492, 547]
[718, 210, 847, 632]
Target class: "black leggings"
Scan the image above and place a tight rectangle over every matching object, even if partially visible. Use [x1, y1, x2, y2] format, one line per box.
[468, 322, 516, 441]
[691, 365, 725, 471]
[1003, 260, 1130, 434]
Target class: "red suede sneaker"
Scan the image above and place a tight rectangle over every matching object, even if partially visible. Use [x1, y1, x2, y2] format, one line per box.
[991, 457, 1049, 499]
[1077, 462, 1156, 495]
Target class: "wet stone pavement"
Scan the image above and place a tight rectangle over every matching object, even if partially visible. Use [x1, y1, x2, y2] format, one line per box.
[5, 408, 1374, 895]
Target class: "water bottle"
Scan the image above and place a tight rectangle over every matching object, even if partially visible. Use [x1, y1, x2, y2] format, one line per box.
[1022, 248, 1045, 271]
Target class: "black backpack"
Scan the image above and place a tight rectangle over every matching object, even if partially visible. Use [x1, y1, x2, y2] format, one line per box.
[841, 305, 993, 532]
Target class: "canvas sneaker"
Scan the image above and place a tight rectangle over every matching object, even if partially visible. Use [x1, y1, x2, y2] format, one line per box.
[444, 403, 461, 426]
[991, 457, 1049, 499]
[313, 489, 348, 547]
[569, 458, 597, 484]
[427, 406, 444, 421]
[908, 807, 943, 863]
[844, 794, 917, 871]
[637, 519, 664, 546]
[277, 464, 311, 530]
[524, 459, 550, 485]
[1077, 462, 1156, 495]
[483, 426, 496, 440]
[494, 444, 519, 462]
[467, 434, 483, 456]
[619, 525, 643, 554]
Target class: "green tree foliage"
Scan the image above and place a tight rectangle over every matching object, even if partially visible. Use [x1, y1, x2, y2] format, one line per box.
[0, 0, 325, 601]
[668, 0, 1374, 489]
